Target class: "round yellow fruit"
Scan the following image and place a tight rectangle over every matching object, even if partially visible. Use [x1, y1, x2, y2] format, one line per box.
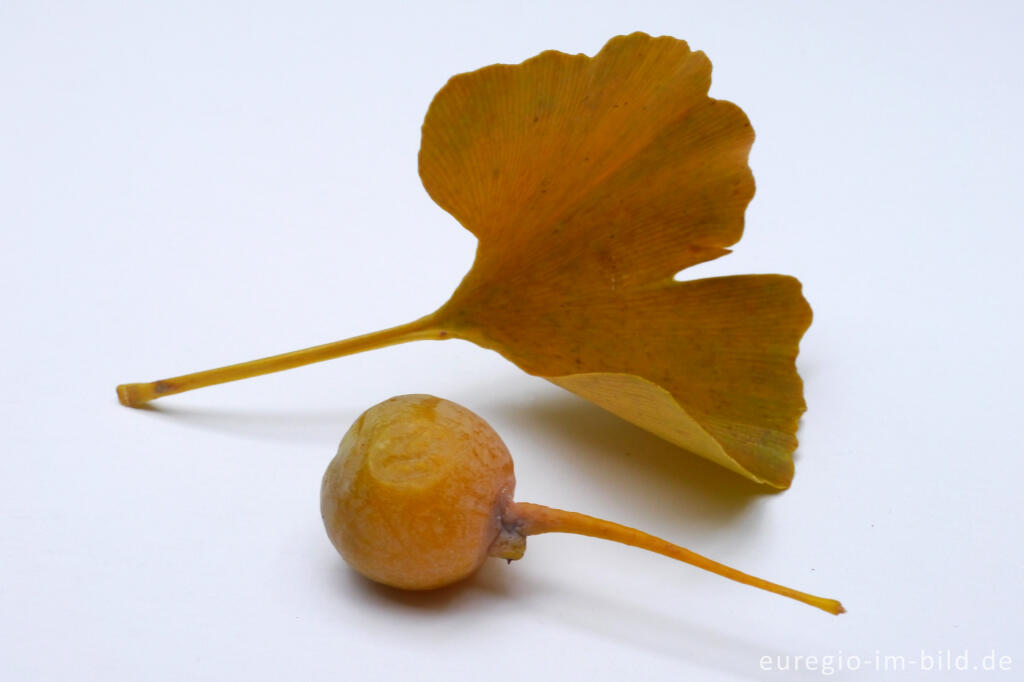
[320, 395, 517, 589]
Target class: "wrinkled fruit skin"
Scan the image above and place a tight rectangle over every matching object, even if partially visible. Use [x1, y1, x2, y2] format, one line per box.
[321, 395, 517, 589]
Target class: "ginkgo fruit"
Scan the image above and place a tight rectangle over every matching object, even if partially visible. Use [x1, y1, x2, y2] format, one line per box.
[321, 395, 844, 615]
[118, 32, 812, 488]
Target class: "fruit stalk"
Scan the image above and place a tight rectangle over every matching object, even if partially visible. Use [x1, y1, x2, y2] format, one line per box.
[508, 501, 845, 615]
[117, 315, 442, 407]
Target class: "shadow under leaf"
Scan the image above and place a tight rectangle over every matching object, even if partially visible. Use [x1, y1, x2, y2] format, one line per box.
[490, 390, 782, 535]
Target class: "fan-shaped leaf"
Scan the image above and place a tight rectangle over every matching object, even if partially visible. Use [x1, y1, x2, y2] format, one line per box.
[117, 33, 812, 488]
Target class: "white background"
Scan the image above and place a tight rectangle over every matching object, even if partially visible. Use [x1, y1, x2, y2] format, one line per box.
[3, 2, 1022, 680]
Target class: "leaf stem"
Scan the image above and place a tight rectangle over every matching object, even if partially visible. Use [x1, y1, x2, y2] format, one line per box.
[116, 314, 444, 407]
[508, 501, 845, 615]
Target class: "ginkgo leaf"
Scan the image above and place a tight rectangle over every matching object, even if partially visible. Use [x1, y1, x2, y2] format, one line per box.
[117, 32, 812, 489]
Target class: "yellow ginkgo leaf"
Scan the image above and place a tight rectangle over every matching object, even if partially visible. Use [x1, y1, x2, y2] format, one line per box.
[117, 32, 812, 489]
